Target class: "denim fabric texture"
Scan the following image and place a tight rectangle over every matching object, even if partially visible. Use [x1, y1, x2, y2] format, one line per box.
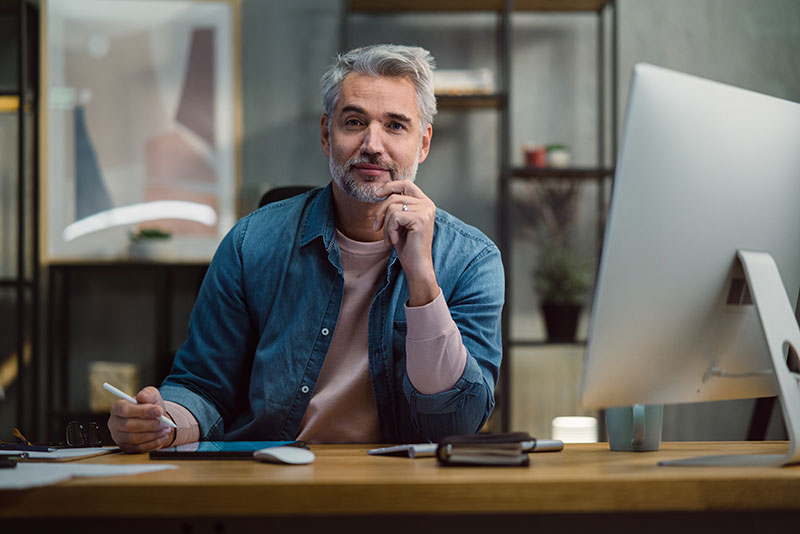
[160, 184, 504, 443]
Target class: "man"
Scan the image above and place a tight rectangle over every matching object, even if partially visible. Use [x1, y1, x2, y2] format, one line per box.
[108, 44, 503, 452]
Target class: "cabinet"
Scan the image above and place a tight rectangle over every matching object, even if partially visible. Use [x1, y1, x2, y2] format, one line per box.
[45, 262, 208, 442]
[343, 0, 616, 433]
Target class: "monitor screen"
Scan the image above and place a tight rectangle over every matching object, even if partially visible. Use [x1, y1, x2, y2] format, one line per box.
[579, 64, 800, 411]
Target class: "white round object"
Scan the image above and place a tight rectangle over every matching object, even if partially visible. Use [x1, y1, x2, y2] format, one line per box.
[254, 446, 315, 465]
[548, 149, 571, 168]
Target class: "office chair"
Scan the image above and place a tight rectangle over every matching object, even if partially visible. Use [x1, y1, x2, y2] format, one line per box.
[258, 186, 315, 208]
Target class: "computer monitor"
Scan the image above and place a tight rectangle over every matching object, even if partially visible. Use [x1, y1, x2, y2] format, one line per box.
[579, 64, 800, 466]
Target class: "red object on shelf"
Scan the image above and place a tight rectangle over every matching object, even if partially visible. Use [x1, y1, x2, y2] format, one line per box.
[524, 145, 548, 168]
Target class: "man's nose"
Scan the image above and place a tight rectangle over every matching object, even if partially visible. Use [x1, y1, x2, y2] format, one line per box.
[359, 123, 385, 155]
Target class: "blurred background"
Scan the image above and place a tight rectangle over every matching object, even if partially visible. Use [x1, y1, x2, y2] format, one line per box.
[1, 0, 799, 445]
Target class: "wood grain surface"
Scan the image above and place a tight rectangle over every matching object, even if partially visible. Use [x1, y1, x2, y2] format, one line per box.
[2, 442, 799, 518]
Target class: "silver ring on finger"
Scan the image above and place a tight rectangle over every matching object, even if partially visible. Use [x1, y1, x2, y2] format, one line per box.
[401, 203, 408, 212]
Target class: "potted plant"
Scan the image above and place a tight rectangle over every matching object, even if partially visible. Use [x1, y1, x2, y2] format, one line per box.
[512, 178, 594, 342]
[128, 227, 175, 259]
[533, 245, 592, 342]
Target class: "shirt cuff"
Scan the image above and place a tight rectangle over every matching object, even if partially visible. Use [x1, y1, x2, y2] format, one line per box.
[163, 400, 200, 447]
[404, 290, 467, 394]
[405, 289, 451, 341]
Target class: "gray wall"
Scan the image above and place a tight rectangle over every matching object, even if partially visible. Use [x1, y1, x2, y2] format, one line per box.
[3, 0, 799, 441]
[239, 0, 341, 211]
[618, 0, 800, 107]
[615, 0, 800, 440]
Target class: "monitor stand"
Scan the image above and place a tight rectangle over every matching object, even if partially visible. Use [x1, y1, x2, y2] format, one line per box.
[660, 250, 800, 467]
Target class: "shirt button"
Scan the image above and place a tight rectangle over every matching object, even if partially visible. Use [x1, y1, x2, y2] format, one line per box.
[301, 385, 310, 394]
[321, 328, 330, 336]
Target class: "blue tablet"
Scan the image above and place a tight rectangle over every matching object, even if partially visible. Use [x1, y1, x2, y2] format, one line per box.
[149, 441, 303, 460]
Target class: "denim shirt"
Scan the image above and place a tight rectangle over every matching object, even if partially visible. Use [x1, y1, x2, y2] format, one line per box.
[160, 184, 504, 443]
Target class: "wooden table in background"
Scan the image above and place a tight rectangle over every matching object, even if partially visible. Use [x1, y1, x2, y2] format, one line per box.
[2, 442, 799, 533]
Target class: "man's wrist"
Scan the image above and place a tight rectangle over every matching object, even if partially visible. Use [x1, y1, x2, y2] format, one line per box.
[406, 273, 439, 307]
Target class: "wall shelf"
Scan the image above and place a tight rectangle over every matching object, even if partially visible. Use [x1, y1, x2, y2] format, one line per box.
[511, 166, 614, 179]
[0, 279, 35, 289]
[348, 0, 610, 13]
[436, 93, 506, 109]
[511, 339, 587, 347]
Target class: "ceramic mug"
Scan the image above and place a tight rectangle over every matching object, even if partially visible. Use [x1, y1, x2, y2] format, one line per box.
[605, 404, 663, 452]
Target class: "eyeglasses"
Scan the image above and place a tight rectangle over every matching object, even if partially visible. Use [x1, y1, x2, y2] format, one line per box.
[66, 421, 102, 447]
[4, 422, 104, 450]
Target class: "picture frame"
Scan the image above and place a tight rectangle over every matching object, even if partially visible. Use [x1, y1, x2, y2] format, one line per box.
[40, 0, 240, 262]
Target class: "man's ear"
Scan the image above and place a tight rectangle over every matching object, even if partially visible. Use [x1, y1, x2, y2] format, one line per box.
[417, 123, 433, 164]
[321, 114, 331, 157]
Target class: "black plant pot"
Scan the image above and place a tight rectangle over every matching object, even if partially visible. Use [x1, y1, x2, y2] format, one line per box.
[541, 303, 581, 342]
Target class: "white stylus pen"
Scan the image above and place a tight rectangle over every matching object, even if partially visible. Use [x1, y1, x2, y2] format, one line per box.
[102, 382, 178, 429]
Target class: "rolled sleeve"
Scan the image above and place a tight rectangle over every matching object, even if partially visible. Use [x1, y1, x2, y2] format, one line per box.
[402, 356, 491, 441]
[160, 384, 225, 441]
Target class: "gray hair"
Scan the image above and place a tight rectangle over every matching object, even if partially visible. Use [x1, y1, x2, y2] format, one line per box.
[320, 44, 438, 129]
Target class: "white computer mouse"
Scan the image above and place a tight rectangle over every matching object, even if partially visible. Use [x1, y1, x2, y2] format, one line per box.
[253, 446, 315, 465]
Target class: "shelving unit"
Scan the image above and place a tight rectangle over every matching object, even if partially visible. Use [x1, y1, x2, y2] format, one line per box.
[435, 94, 506, 109]
[504, 1, 616, 434]
[343, 0, 616, 432]
[0, 0, 40, 439]
[507, 167, 614, 347]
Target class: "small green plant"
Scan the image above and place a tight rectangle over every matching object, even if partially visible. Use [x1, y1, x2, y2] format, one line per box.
[129, 227, 172, 241]
[533, 246, 592, 305]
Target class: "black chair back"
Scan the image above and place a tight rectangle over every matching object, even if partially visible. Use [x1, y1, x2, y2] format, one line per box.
[258, 186, 315, 208]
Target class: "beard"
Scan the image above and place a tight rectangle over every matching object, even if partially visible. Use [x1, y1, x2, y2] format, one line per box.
[329, 151, 419, 204]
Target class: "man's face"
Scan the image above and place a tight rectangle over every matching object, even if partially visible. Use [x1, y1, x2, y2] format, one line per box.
[322, 73, 432, 203]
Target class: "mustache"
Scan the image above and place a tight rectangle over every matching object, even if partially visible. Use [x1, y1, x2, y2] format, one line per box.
[346, 153, 399, 179]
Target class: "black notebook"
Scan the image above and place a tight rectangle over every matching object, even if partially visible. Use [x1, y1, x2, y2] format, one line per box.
[436, 432, 531, 467]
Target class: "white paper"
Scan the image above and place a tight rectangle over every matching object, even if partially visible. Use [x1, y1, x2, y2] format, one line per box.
[0, 463, 177, 490]
[29, 446, 120, 460]
[0, 446, 120, 460]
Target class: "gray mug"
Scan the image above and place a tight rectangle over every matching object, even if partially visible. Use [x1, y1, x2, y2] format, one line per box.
[605, 404, 663, 452]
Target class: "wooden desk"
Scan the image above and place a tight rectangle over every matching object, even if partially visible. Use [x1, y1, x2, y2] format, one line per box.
[3, 442, 800, 533]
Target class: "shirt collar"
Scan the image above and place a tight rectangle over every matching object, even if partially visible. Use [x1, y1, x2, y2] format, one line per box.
[299, 182, 336, 250]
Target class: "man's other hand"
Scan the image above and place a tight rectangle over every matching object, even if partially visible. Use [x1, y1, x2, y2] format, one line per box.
[108, 386, 175, 453]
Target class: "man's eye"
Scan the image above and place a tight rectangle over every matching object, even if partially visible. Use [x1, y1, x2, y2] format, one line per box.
[388, 122, 405, 131]
[344, 118, 362, 127]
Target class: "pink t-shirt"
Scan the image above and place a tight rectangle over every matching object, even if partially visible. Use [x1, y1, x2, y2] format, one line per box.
[164, 229, 467, 445]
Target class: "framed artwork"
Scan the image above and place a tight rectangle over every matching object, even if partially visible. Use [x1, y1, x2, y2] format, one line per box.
[41, 0, 240, 262]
